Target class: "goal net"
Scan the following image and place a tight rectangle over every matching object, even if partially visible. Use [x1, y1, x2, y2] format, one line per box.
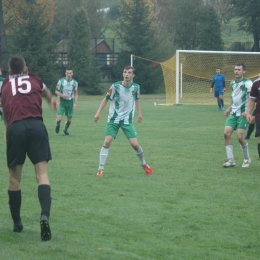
[161, 50, 260, 105]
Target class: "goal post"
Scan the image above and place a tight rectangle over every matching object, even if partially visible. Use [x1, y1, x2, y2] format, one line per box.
[173, 50, 260, 105]
[130, 51, 260, 105]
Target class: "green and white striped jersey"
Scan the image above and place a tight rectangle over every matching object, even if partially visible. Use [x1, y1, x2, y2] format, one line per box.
[106, 81, 140, 124]
[230, 77, 252, 116]
[56, 77, 78, 100]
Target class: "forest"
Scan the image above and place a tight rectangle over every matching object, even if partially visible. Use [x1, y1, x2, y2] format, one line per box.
[0, 0, 259, 94]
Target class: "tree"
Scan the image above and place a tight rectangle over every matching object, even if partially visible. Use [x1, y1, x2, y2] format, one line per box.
[172, 0, 223, 50]
[197, 5, 223, 50]
[68, 7, 102, 94]
[230, 0, 260, 51]
[3, 0, 55, 31]
[172, 0, 204, 49]
[53, 0, 105, 42]
[0, 0, 8, 69]
[10, 1, 58, 91]
[112, 0, 162, 94]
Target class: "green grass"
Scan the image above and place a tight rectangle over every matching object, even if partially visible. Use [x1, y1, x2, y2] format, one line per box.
[221, 18, 254, 50]
[0, 95, 260, 259]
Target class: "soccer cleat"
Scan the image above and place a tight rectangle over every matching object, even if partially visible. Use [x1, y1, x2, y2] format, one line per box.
[223, 159, 236, 168]
[55, 124, 60, 133]
[242, 159, 251, 168]
[13, 221, 23, 232]
[220, 107, 225, 111]
[142, 164, 153, 174]
[244, 136, 250, 140]
[63, 129, 69, 135]
[40, 215, 51, 241]
[96, 170, 104, 177]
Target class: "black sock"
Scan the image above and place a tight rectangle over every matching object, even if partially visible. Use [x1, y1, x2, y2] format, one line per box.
[8, 190, 22, 223]
[246, 123, 255, 138]
[258, 143, 260, 157]
[38, 185, 51, 218]
[65, 122, 71, 130]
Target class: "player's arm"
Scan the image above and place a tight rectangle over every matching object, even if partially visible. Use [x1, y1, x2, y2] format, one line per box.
[94, 98, 109, 123]
[73, 89, 78, 110]
[244, 98, 256, 123]
[42, 85, 58, 111]
[210, 81, 214, 93]
[135, 99, 143, 123]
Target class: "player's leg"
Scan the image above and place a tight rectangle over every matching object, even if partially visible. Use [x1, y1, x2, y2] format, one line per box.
[8, 165, 24, 232]
[97, 122, 118, 176]
[255, 120, 260, 160]
[64, 100, 74, 135]
[34, 161, 52, 241]
[219, 92, 224, 110]
[237, 117, 251, 167]
[6, 120, 27, 232]
[245, 123, 254, 139]
[55, 101, 65, 134]
[223, 116, 236, 167]
[122, 124, 153, 174]
[214, 90, 221, 110]
[27, 119, 52, 241]
[64, 117, 72, 135]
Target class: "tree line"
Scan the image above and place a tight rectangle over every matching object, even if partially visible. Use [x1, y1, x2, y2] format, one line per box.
[0, 0, 259, 94]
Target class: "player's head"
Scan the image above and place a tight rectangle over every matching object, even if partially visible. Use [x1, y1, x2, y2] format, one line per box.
[216, 68, 221, 74]
[234, 63, 246, 80]
[8, 56, 27, 74]
[123, 66, 135, 83]
[65, 68, 73, 80]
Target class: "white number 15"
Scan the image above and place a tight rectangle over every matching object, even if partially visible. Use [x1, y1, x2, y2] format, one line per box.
[10, 75, 31, 96]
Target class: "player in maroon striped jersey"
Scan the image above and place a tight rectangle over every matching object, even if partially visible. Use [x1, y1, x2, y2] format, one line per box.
[0, 56, 58, 241]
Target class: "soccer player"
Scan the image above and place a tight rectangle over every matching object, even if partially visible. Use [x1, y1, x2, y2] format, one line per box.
[94, 65, 153, 177]
[55, 68, 78, 135]
[0, 56, 57, 241]
[223, 63, 252, 168]
[210, 68, 226, 110]
[244, 75, 260, 160]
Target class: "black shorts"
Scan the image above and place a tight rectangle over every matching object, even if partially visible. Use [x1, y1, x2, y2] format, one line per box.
[255, 121, 260, 137]
[6, 118, 52, 167]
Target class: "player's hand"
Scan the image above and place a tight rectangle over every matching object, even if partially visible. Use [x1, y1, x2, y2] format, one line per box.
[62, 94, 69, 99]
[137, 115, 143, 123]
[94, 113, 100, 123]
[241, 112, 247, 118]
[210, 88, 213, 93]
[224, 109, 230, 117]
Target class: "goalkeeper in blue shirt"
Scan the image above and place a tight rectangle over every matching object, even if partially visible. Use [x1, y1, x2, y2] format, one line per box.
[210, 68, 226, 110]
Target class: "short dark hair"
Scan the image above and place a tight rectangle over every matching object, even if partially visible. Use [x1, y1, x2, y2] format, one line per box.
[124, 65, 135, 73]
[9, 56, 26, 74]
[235, 63, 246, 70]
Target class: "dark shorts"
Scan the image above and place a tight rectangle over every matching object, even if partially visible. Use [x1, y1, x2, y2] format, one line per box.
[255, 121, 260, 137]
[6, 118, 52, 167]
[214, 88, 224, 98]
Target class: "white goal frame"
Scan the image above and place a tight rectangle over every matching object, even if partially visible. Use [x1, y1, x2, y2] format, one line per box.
[175, 50, 260, 104]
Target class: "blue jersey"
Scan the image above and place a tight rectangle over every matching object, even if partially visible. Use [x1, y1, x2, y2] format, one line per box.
[212, 74, 225, 88]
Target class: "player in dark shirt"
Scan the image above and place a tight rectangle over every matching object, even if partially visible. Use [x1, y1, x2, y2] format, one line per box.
[0, 56, 57, 241]
[244, 77, 260, 159]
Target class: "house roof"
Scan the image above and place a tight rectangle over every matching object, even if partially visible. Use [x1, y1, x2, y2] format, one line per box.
[56, 39, 113, 53]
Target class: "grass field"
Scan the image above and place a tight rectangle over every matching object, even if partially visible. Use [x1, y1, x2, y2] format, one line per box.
[0, 94, 259, 259]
